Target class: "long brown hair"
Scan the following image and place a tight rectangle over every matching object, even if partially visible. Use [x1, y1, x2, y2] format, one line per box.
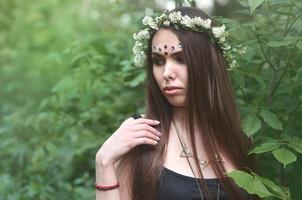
[118, 7, 258, 200]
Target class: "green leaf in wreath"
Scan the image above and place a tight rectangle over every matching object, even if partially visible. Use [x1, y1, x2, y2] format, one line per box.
[259, 108, 283, 130]
[272, 148, 297, 168]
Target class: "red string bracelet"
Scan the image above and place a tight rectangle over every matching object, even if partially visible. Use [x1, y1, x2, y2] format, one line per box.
[95, 182, 120, 191]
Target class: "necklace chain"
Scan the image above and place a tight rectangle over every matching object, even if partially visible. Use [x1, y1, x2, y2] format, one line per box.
[172, 119, 221, 200]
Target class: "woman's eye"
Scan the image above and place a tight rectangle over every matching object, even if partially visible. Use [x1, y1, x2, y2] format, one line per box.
[175, 56, 185, 64]
[152, 58, 165, 66]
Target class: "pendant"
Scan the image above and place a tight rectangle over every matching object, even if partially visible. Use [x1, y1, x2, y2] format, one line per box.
[179, 149, 225, 168]
[180, 146, 192, 157]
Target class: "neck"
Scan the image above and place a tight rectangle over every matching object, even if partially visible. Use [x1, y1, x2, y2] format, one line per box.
[172, 106, 200, 138]
[172, 106, 186, 126]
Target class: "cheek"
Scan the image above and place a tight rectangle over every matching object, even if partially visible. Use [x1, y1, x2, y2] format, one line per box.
[180, 67, 188, 84]
[152, 67, 162, 85]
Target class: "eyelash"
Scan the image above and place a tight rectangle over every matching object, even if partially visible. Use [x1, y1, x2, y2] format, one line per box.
[153, 58, 165, 66]
[176, 56, 185, 64]
[152, 56, 185, 66]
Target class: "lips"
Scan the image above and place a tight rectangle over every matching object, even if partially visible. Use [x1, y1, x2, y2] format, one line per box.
[163, 86, 183, 95]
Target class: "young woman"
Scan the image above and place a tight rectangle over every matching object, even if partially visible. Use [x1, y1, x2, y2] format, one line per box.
[95, 7, 257, 200]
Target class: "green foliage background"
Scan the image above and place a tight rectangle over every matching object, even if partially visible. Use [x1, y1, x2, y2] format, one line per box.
[0, 0, 301, 199]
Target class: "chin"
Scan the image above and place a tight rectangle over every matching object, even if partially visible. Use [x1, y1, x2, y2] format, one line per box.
[167, 98, 186, 107]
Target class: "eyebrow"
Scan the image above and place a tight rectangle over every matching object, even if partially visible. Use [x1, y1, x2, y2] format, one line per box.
[151, 51, 184, 57]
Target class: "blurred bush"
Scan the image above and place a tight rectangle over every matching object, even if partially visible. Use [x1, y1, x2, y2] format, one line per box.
[0, 0, 301, 199]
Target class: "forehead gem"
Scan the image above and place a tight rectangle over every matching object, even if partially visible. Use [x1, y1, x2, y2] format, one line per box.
[164, 52, 168, 55]
[152, 46, 156, 51]
[164, 45, 167, 49]
[158, 48, 161, 52]
[171, 46, 175, 51]
[178, 43, 182, 48]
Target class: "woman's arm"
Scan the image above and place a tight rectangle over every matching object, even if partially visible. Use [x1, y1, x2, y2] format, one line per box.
[95, 117, 161, 200]
[96, 154, 130, 200]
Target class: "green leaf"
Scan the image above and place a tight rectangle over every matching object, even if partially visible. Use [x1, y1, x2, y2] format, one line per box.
[79, 91, 94, 109]
[287, 137, 302, 153]
[249, 0, 265, 14]
[268, 40, 292, 47]
[128, 73, 145, 87]
[227, 170, 274, 198]
[259, 109, 283, 130]
[243, 114, 261, 136]
[248, 142, 280, 155]
[238, 68, 267, 90]
[252, 172, 290, 199]
[236, 0, 250, 7]
[272, 148, 297, 168]
[31, 148, 45, 167]
[297, 41, 302, 50]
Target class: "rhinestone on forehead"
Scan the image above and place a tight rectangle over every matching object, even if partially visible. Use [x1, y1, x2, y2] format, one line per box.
[152, 43, 183, 56]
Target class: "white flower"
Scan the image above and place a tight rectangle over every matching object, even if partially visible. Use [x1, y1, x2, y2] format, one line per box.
[168, 11, 182, 23]
[142, 16, 158, 29]
[192, 17, 202, 26]
[142, 16, 153, 26]
[134, 52, 146, 66]
[228, 59, 237, 70]
[132, 41, 143, 54]
[137, 29, 150, 40]
[219, 36, 225, 43]
[203, 19, 212, 28]
[149, 21, 158, 30]
[238, 46, 247, 54]
[163, 20, 170, 26]
[133, 32, 138, 40]
[212, 25, 226, 38]
[181, 15, 194, 28]
[192, 17, 211, 29]
[223, 44, 231, 50]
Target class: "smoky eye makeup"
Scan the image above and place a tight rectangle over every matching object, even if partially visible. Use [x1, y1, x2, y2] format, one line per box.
[175, 54, 185, 64]
[151, 55, 165, 66]
[151, 51, 185, 66]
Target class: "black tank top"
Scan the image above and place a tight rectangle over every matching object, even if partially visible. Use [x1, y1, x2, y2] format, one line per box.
[157, 167, 251, 200]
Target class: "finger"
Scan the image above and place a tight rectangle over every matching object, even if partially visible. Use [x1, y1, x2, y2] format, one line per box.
[132, 118, 160, 126]
[133, 124, 161, 137]
[135, 137, 159, 146]
[134, 130, 161, 141]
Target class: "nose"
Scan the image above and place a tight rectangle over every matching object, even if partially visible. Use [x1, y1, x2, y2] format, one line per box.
[163, 60, 176, 80]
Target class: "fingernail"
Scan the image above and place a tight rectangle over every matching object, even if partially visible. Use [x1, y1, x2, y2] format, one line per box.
[156, 136, 160, 140]
[154, 141, 158, 145]
[154, 120, 160, 124]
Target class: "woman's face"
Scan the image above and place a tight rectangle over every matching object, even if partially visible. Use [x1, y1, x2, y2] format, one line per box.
[151, 29, 188, 107]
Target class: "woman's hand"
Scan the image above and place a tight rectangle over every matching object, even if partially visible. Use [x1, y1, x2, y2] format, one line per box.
[96, 117, 161, 167]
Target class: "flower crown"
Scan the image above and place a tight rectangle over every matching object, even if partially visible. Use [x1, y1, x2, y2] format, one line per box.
[132, 11, 245, 71]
